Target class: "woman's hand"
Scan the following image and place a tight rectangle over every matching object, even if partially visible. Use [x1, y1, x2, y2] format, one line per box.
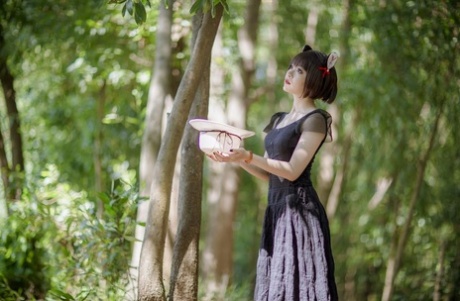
[209, 148, 250, 163]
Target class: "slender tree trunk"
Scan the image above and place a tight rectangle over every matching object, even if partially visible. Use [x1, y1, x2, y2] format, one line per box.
[253, 0, 278, 106]
[0, 127, 11, 202]
[381, 105, 444, 301]
[318, 0, 352, 210]
[0, 23, 24, 201]
[305, 6, 318, 46]
[168, 12, 207, 300]
[325, 109, 356, 218]
[130, 1, 175, 297]
[0, 126, 11, 220]
[94, 80, 106, 218]
[169, 40, 210, 301]
[433, 240, 446, 301]
[201, 23, 226, 299]
[138, 6, 223, 301]
[139, 0, 175, 197]
[202, 0, 261, 297]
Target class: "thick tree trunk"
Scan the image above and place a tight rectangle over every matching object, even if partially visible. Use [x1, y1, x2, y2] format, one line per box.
[138, 6, 223, 301]
[0, 23, 24, 201]
[381, 105, 443, 301]
[130, 1, 175, 297]
[202, 0, 261, 297]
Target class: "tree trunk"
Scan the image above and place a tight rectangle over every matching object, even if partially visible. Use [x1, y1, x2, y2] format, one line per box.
[169, 46, 210, 301]
[432, 240, 446, 301]
[381, 104, 444, 301]
[304, 6, 318, 46]
[325, 109, 357, 218]
[317, 0, 352, 211]
[94, 80, 106, 218]
[138, 6, 223, 301]
[0, 126, 10, 198]
[0, 23, 24, 201]
[0, 128, 10, 217]
[200, 23, 226, 298]
[139, 0, 175, 198]
[130, 0, 175, 297]
[167, 14, 205, 300]
[202, 0, 261, 297]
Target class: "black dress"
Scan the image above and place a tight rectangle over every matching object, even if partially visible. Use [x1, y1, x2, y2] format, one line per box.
[254, 109, 338, 301]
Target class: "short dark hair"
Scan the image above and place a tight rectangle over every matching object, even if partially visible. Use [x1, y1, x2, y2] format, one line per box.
[290, 45, 338, 103]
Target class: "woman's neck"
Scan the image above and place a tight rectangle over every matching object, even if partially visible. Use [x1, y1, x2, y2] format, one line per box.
[290, 96, 316, 114]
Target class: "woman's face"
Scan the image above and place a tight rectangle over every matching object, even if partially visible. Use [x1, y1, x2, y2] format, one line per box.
[283, 64, 307, 97]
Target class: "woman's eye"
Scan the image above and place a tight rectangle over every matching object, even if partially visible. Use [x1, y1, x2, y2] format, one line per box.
[297, 68, 303, 74]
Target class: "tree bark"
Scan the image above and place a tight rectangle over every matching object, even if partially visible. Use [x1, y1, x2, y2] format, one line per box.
[0, 128, 11, 205]
[318, 0, 352, 212]
[0, 128, 10, 214]
[325, 109, 357, 218]
[130, 0, 175, 297]
[381, 104, 444, 301]
[138, 5, 223, 301]
[202, 0, 261, 297]
[304, 6, 318, 46]
[0, 23, 24, 201]
[94, 80, 106, 218]
[432, 240, 446, 301]
[139, 0, 175, 198]
[169, 51, 210, 301]
[167, 12, 205, 300]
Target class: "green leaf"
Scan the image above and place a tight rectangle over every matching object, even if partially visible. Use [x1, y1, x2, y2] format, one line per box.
[190, 0, 204, 14]
[50, 289, 76, 300]
[126, 0, 134, 15]
[97, 192, 111, 204]
[134, 2, 147, 24]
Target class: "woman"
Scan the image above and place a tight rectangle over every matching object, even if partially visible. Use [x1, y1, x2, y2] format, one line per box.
[212, 45, 339, 301]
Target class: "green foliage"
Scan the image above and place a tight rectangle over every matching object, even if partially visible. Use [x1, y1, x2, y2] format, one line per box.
[0, 163, 139, 299]
[0, 201, 54, 299]
[189, 0, 229, 17]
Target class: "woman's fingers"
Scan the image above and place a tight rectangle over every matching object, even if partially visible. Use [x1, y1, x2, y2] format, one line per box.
[212, 148, 246, 162]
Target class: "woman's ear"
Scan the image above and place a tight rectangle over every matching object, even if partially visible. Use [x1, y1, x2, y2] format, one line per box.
[302, 45, 312, 52]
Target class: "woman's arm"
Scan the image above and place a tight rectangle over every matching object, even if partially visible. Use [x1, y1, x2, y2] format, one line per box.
[238, 153, 270, 181]
[215, 130, 324, 182]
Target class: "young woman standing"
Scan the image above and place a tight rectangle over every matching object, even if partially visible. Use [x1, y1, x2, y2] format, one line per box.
[212, 45, 339, 301]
